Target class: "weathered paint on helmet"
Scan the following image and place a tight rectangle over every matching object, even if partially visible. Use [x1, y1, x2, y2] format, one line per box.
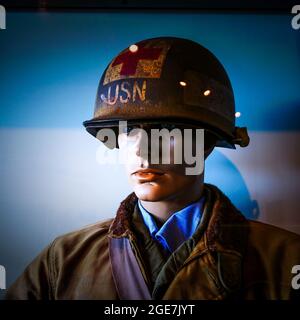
[83, 37, 249, 148]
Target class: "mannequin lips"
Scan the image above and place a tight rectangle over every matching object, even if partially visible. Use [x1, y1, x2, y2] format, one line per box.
[132, 169, 165, 182]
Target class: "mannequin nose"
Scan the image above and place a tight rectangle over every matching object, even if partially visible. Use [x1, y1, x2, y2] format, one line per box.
[133, 140, 141, 157]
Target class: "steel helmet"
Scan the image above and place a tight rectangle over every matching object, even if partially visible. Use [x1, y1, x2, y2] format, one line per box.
[83, 37, 249, 149]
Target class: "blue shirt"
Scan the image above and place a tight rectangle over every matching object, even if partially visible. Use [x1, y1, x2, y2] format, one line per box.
[137, 196, 205, 253]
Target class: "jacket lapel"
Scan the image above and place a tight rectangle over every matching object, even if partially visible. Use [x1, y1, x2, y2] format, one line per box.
[205, 184, 248, 296]
[108, 193, 151, 300]
[108, 237, 151, 300]
[159, 184, 249, 299]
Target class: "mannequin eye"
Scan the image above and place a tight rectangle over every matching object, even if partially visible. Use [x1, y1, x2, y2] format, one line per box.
[120, 125, 141, 135]
[155, 123, 177, 131]
[161, 123, 177, 130]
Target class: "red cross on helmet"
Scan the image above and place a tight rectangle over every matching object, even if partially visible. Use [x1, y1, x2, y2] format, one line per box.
[83, 37, 250, 149]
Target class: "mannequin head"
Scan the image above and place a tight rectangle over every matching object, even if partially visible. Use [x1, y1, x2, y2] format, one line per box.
[118, 123, 217, 220]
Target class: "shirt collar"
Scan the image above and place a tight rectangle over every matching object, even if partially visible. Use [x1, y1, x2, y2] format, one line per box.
[137, 196, 205, 252]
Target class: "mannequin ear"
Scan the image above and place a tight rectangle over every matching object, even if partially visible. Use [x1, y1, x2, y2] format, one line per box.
[204, 144, 215, 159]
[204, 131, 217, 159]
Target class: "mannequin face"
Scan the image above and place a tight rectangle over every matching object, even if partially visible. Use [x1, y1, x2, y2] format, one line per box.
[118, 124, 216, 202]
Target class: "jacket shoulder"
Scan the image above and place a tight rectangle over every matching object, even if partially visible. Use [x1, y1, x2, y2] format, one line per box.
[5, 218, 114, 300]
[49, 218, 114, 260]
[248, 219, 300, 244]
[246, 219, 300, 269]
[53, 218, 114, 245]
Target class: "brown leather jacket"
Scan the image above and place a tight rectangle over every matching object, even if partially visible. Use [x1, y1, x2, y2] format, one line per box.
[5, 184, 300, 300]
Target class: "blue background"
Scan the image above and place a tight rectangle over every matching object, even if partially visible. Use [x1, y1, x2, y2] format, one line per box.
[0, 11, 299, 298]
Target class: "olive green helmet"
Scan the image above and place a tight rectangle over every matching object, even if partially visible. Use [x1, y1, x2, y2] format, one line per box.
[83, 37, 249, 149]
